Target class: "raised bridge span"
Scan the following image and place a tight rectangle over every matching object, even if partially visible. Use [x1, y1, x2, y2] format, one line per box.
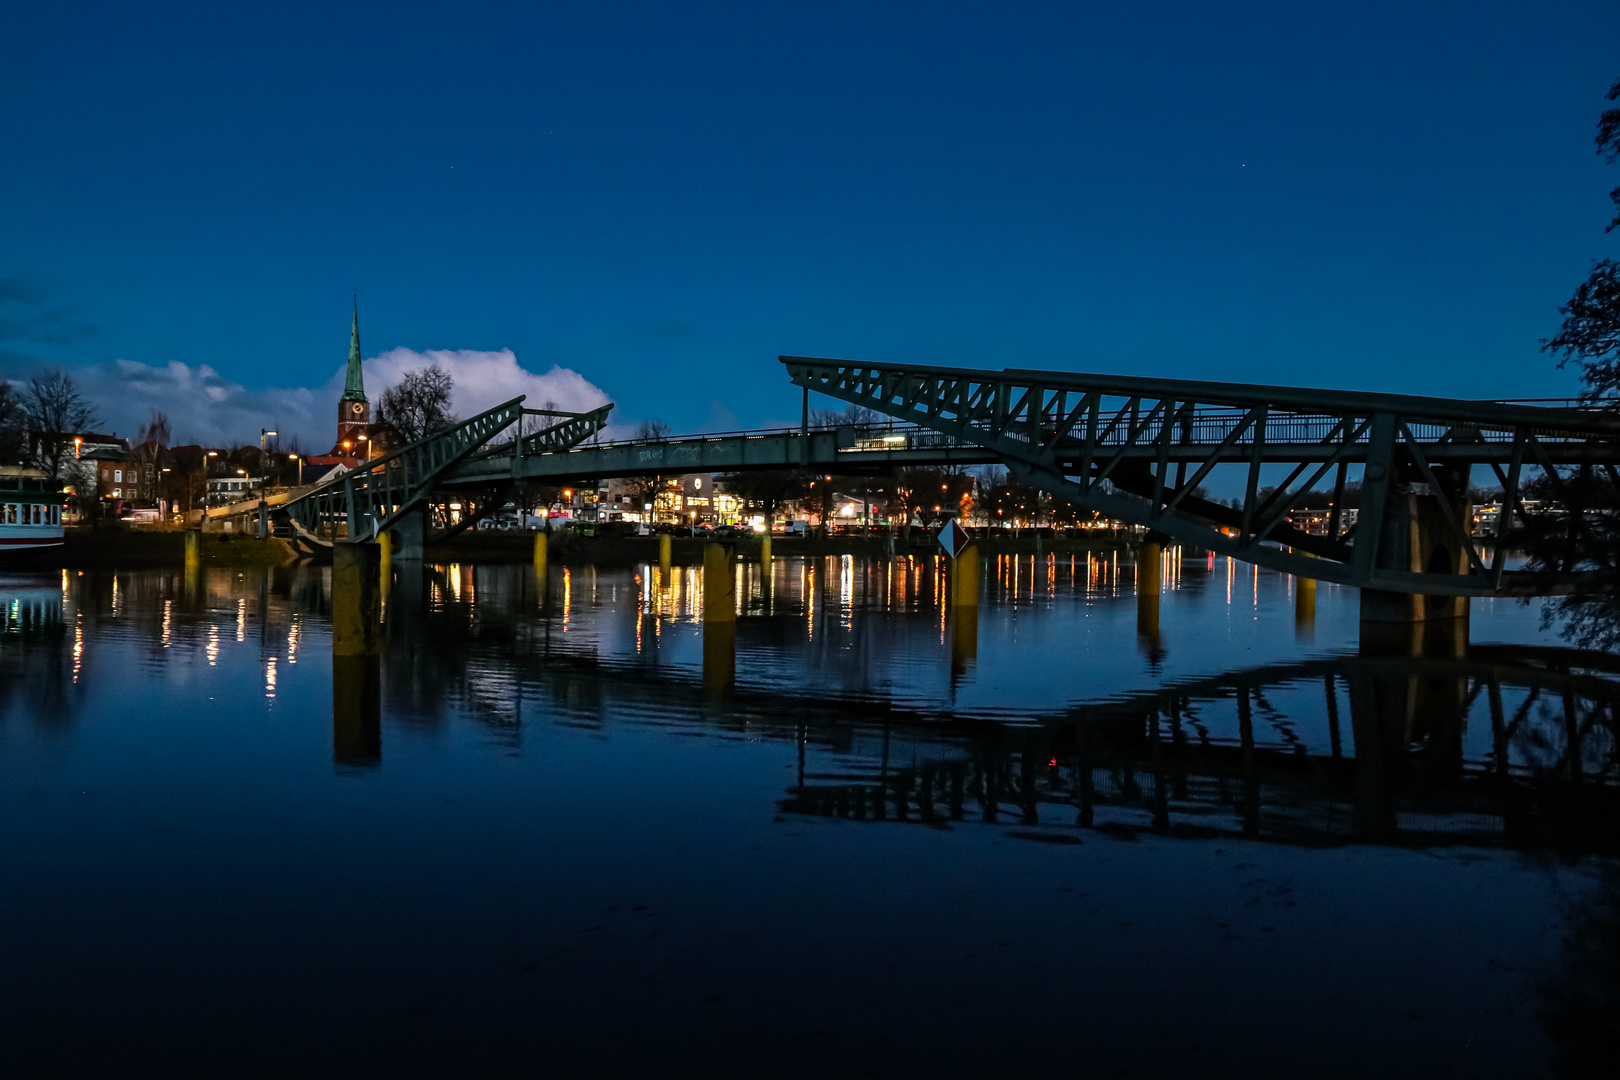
[275, 356, 1620, 600]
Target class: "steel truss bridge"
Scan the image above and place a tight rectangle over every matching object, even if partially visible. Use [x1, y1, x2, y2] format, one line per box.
[277, 398, 613, 550]
[277, 357, 1620, 597]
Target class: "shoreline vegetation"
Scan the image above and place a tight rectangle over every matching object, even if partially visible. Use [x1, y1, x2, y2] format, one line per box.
[21, 526, 1134, 570]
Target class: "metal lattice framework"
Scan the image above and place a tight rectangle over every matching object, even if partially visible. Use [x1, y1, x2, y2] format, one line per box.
[280, 400, 613, 547]
[464, 404, 615, 465]
[783, 356, 1620, 596]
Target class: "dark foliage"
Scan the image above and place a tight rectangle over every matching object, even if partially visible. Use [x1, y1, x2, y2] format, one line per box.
[1544, 78, 1620, 396]
[1534, 78, 1620, 647]
[0, 380, 23, 464]
[720, 469, 806, 526]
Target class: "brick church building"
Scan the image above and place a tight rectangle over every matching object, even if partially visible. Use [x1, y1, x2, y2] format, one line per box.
[306, 304, 395, 470]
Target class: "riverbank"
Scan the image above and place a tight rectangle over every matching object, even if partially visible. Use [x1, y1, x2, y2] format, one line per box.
[31, 528, 298, 569]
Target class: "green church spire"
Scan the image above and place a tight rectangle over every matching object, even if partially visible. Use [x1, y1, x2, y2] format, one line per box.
[341, 300, 367, 402]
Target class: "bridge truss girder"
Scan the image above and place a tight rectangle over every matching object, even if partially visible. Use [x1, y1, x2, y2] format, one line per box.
[280, 399, 613, 547]
[782, 356, 1620, 597]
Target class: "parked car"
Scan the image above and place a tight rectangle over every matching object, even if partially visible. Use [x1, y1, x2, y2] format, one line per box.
[781, 520, 808, 536]
[691, 524, 712, 538]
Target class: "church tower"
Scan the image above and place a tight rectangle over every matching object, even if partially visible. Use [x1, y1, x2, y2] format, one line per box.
[335, 301, 370, 454]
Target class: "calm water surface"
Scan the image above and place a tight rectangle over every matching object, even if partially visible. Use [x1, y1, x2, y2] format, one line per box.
[2, 553, 1616, 1078]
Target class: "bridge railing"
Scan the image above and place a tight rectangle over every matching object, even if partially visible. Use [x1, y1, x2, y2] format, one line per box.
[943, 404, 1602, 450]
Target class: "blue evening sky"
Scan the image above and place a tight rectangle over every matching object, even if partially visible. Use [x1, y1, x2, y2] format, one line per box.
[3, 1, 1618, 440]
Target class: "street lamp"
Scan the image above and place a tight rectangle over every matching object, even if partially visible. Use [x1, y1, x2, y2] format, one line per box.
[260, 428, 277, 452]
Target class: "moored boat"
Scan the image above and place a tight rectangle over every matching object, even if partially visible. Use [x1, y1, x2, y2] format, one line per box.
[0, 467, 66, 559]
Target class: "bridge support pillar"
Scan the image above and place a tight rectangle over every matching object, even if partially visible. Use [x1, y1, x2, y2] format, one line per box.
[659, 533, 672, 584]
[332, 542, 381, 658]
[533, 530, 548, 578]
[257, 500, 268, 539]
[387, 507, 425, 564]
[1359, 478, 1471, 656]
[702, 542, 736, 696]
[184, 529, 201, 576]
[1136, 541, 1162, 641]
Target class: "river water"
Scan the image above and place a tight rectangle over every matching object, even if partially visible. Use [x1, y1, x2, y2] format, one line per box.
[1, 554, 1615, 1077]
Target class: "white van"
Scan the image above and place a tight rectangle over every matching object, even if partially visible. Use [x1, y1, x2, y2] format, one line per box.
[782, 520, 808, 536]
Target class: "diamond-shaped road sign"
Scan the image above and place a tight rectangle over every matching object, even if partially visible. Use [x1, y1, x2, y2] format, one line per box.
[937, 518, 972, 559]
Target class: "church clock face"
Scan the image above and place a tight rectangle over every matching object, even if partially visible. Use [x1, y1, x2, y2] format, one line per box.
[349, 402, 365, 416]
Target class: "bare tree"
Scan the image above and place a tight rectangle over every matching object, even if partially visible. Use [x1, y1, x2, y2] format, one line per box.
[137, 410, 170, 453]
[22, 369, 100, 483]
[720, 469, 806, 529]
[622, 418, 674, 514]
[810, 403, 885, 430]
[378, 365, 454, 443]
[636, 417, 672, 441]
[0, 380, 23, 464]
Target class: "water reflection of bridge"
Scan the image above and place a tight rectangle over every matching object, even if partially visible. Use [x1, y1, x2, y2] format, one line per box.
[778, 647, 1620, 852]
[7, 566, 1616, 854]
[380, 565, 1620, 853]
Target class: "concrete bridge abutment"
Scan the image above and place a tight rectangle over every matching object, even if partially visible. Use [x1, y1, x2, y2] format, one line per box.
[1359, 461, 1474, 657]
[386, 506, 426, 564]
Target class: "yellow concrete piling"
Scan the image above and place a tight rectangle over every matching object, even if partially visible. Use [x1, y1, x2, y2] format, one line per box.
[703, 542, 736, 623]
[1136, 541, 1162, 640]
[949, 542, 980, 607]
[948, 542, 980, 673]
[1295, 571, 1317, 624]
[533, 531, 548, 578]
[184, 529, 201, 575]
[758, 530, 772, 600]
[332, 542, 381, 658]
[659, 533, 672, 584]
[702, 542, 737, 696]
[378, 529, 393, 603]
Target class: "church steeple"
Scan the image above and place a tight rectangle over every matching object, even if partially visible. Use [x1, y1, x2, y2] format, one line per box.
[341, 300, 366, 403]
[333, 300, 373, 456]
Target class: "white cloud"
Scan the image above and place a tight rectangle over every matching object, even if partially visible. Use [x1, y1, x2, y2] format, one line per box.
[366, 347, 609, 421]
[4, 348, 613, 451]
